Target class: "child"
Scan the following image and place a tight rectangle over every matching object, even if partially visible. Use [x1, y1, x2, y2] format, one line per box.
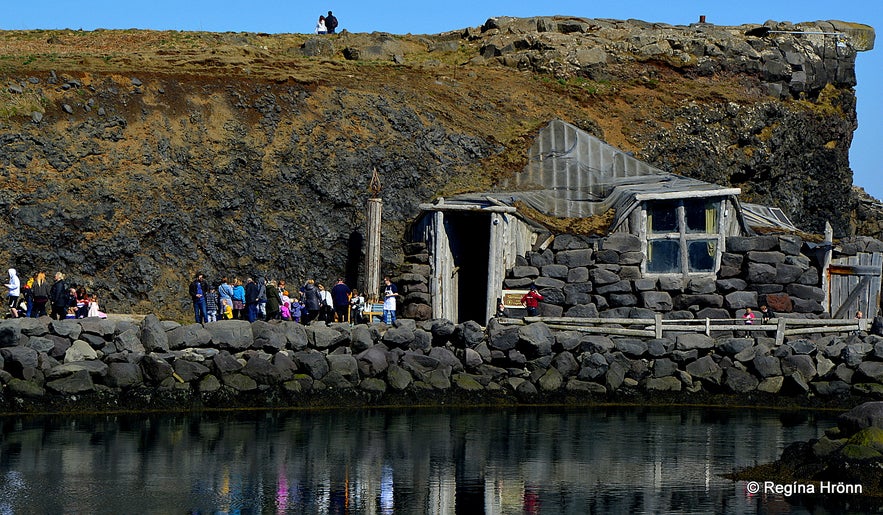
[280, 301, 292, 321]
[205, 285, 219, 323]
[349, 289, 365, 325]
[290, 294, 304, 323]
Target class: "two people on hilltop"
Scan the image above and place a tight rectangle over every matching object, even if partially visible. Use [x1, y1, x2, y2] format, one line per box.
[315, 11, 338, 35]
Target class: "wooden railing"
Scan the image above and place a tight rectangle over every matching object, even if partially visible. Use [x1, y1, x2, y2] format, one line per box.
[498, 316, 867, 346]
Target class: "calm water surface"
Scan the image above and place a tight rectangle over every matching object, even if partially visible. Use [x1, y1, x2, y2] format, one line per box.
[0, 406, 839, 514]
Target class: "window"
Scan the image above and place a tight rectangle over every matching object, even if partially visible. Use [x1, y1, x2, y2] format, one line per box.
[645, 198, 722, 274]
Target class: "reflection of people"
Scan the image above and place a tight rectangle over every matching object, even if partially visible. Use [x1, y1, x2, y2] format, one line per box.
[520, 285, 544, 317]
[759, 305, 775, 324]
[743, 307, 755, 325]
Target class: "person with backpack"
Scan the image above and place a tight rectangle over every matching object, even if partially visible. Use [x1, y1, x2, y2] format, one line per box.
[326, 11, 338, 34]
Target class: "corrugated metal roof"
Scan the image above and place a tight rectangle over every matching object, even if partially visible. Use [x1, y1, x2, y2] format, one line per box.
[438, 120, 740, 230]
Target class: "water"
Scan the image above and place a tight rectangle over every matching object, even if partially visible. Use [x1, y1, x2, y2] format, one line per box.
[0, 406, 838, 514]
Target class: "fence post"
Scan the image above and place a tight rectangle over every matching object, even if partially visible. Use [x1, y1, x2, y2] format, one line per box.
[775, 318, 787, 347]
[655, 314, 663, 339]
[705, 318, 710, 336]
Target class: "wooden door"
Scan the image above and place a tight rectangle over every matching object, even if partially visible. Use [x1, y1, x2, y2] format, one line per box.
[827, 252, 883, 318]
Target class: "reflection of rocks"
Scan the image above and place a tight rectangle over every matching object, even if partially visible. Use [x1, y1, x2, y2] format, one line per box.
[730, 401, 883, 503]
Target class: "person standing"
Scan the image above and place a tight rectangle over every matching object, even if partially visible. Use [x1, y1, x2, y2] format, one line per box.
[31, 271, 51, 317]
[382, 276, 399, 325]
[245, 277, 260, 323]
[266, 280, 281, 320]
[315, 15, 327, 34]
[301, 279, 321, 324]
[349, 288, 365, 325]
[317, 283, 334, 324]
[49, 272, 69, 320]
[5, 268, 20, 318]
[218, 277, 234, 320]
[520, 285, 544, 317]
[205, 285, 219, 323]
[256, 276, 268, 320]
[326, 11, 338, 34]
[232, 278, 246, 320]
[189, 273, 209, 324]
[330, 278, 351, 323]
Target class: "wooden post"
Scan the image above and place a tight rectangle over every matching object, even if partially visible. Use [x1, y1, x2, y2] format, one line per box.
[775, 318, 787, 347]
[365, 168, 383, 302]
[655, 314, 663, 338]
[822, 221, 834, 314]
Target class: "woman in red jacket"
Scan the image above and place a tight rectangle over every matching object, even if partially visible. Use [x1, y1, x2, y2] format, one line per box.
[520, 285, 544, 317]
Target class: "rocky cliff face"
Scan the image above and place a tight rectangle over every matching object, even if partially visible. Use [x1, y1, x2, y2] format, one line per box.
[0, 17, 876, 318]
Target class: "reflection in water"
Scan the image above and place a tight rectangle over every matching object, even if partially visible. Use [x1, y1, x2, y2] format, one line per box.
[0, 407, 835, 514]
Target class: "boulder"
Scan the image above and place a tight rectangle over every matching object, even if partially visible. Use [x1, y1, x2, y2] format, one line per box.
[45, 360, 108, 380]
[293, 349, 329, 379]
[645, 376, 682, 391]
[552, 351, 579, 377]
[106, 362, 143, 388]
[250, 321, 287, 353]
[614, 338, 647, 358]
[839, 402, 883, 435]
[357, 345, 390, 377]
[327, 354, 360, 383]
[64, 340, 99, 363]
[603, 233, 641, 253]
[309, 325, 348, 350]
[428, 347, 464, 373]
[140, 355, 174, 383]
[166, 323, 213, 350]
[856, 361, 883, 382]
[139, 314, 169, 352]
[725, 368, 759, 392]
[204, 320, 253, 351]
[211, 351, 244, 375]
[642, 291, 672, 311]
[386, 364, 412, 390]
[173, 359, 210, 382]
[45, 369, 94, 394]
[240, 355, 280, 384]
[685, 356, 723, 385]
[283, 322, 309, 351]
[538, 367, 563, 391]
[781, 354, 817, 380]
[381, 325, 414, 349]
[50, 319, 83, 340]
[518, 323, 554, 356]
[222, 373, 258, 392]
[675, 334, 714, 351]
[725, 291, 757, 310]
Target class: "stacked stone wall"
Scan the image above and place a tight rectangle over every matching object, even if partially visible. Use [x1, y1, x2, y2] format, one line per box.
[504, 233, 835, 320]
[1, 314, 882, 412]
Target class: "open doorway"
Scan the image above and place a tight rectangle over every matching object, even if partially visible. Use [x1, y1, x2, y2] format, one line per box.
[444, 212, 491, 324]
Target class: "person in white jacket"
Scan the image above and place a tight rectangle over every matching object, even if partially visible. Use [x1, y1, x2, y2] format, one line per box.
[5, 268, 21, 318]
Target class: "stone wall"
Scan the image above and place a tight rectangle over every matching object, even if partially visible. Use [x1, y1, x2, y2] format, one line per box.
[505, 233, 836, 320]
[1, 313, 881, 412]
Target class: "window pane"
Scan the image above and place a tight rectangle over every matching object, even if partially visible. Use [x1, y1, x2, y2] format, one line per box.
[685, 199, 718, 234]
[649, 201, 678, 234]
[688, 240, 716, 272]
[647, 240, 680, 273]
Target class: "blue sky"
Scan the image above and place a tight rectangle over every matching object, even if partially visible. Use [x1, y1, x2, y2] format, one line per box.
[4, 1, 881, 199]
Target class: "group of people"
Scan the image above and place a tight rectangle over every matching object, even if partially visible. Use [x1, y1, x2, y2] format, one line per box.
[315, 10, 339, 34]
[189, 273, 399, 326]
[4, 268, 104, 320]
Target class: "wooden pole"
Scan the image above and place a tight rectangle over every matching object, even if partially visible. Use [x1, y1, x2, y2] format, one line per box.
[365, 198, 382, 302]
[365, 168, 383, 302]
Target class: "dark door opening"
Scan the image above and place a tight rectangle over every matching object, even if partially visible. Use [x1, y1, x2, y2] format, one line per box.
[444, 212, 490, 324]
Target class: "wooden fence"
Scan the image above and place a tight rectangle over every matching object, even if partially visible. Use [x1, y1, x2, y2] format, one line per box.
[498, 316, 867, 346]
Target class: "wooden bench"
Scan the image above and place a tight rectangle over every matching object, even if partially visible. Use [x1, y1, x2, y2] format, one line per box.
[363, 303, 385, 323]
